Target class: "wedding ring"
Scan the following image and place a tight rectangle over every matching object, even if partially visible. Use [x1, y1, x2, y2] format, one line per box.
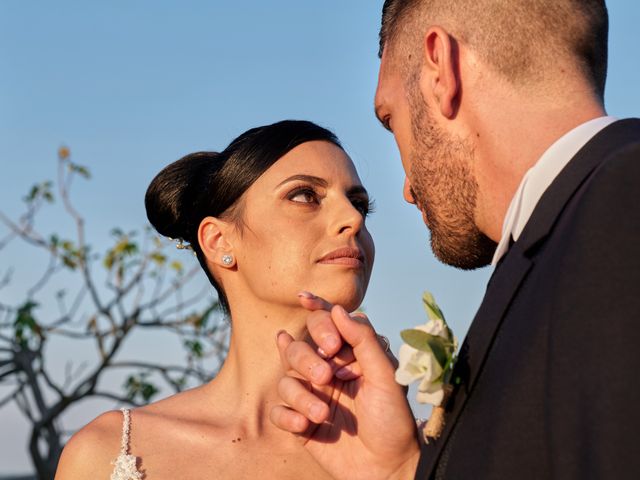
[377, 334, 391, 353]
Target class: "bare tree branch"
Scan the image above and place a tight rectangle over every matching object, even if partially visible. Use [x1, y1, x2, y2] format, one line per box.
[38, 365, 65, 399]
[0, 267, 13, 290]
[0, 210, 49, 250]
[0, 149, 227, 479]
[27, 254, 59, 299]
[0, 386, 21, 408]
[0, 230, 17, 250]
[91, 391, 140, 407]
[15, 386, 35, 423]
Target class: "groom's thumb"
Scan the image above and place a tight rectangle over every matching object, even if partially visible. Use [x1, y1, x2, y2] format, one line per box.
[330, 305, 395, 382]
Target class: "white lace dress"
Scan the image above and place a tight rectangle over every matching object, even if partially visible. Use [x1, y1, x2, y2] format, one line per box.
[110, 408, 144, 480]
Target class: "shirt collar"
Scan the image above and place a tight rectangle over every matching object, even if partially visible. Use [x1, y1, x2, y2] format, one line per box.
[491, 116, 617, 266]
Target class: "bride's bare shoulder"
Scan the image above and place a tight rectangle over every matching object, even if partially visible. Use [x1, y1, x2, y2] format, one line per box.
[54, 409, 124, 479]
[56, 387, 219, 478]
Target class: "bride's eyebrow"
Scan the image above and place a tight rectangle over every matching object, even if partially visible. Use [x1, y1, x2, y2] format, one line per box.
[348, 185, 369, 197]
[275, 174, 328, 189]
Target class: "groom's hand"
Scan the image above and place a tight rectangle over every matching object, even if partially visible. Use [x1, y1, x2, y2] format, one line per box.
[270, 292, 420, 480]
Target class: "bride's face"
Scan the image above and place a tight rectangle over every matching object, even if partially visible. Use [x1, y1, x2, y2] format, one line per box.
[231, 140, 375, 312]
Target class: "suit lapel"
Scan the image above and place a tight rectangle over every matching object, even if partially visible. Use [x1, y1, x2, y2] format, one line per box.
[415, 245, 532, 479]
[415, 118, 640, 479]
[518, 118, 640, 255]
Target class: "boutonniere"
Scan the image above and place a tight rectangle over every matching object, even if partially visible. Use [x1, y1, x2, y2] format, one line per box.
[394, 291, 458, 442]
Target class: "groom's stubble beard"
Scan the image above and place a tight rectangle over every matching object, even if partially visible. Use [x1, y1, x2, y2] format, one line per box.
[407, 84, 497, 270]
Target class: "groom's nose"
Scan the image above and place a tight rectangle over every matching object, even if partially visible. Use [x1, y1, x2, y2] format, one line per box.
[403, 177, 416, 204]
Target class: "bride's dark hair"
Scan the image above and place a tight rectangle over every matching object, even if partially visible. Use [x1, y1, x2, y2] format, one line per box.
[145, 120, 342, 313]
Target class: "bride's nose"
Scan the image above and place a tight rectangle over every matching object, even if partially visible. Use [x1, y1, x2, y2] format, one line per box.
[331, 197, 364, 237]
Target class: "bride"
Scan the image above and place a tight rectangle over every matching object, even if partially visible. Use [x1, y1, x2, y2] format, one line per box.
[55, 120, 379, 479]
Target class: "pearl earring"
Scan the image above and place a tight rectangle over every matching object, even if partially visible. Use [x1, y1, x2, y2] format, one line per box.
[222, 254, 233, 266]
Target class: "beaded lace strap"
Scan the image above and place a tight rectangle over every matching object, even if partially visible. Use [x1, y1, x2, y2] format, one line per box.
[119, 408, 132, 456]
[111, 408, 142, 480]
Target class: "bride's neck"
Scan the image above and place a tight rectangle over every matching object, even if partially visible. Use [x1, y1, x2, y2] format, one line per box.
[205, 298, 310, 437]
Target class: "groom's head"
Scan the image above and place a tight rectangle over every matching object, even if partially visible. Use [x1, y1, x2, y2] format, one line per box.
[374, 0, 609, 269]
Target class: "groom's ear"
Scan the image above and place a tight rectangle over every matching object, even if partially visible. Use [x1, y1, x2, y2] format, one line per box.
[419, 26, 459, 119]
[198, 216, 236, 268]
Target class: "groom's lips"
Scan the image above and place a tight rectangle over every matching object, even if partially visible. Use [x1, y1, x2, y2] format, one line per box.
[318, 246, 365, 267]
[422, 210, 430, 227]
[417, 203, 430, 228]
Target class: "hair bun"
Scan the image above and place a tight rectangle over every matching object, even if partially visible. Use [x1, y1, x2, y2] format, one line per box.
[145, 152, 217, 242]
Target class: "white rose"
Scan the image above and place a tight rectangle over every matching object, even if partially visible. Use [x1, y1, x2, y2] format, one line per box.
[416, 378, 446, 406]
[395, 320, 450, 406]
[419, 318, 449, 340]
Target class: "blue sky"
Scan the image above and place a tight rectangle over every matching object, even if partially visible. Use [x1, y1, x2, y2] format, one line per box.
[1, 1, 639, 473]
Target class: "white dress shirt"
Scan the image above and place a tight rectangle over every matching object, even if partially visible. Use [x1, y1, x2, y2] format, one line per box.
[491, 116, 618, 266]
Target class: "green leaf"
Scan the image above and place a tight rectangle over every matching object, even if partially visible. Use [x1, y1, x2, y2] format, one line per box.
[69, 162, 91, 179]
[422, 291, 445, 322]
[61, 255, 77, 270]
[149, 252, 167, 266]
[124, 373, 159, 404]
[184, 339, 204, 358]
[174, 376, 187, 389]
[103, 252, 115, 270]
[24, 181, 54, 204]
[13, 301, 43, 347]
[400, 328, 449, 369]
[25, 185, 39, 202]
[190, 302, 219, 330]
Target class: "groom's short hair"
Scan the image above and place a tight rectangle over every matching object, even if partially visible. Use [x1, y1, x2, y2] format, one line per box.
[378, 0, 609, 99]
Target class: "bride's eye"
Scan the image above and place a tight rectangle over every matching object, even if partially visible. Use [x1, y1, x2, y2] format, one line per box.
[288, 187, 319, 205]
[351, 196, 376, 217]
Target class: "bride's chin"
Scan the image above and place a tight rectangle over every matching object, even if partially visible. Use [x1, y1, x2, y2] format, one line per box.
[315, 285, 366, 313]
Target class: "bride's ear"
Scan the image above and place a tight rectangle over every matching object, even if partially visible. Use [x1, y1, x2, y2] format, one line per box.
[198, 216, 236, 268]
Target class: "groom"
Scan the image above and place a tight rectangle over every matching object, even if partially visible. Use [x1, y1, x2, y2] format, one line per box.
[272, 0, 640, 478]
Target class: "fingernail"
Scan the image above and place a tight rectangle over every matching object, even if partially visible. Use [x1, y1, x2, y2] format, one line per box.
[335, 366, 357, 381]
[275, 329, 287, 342]
[324, 334, 339, 351]
[317, 347, 329, 359]
[297, 291, 316, 299]
[338, 305, 351, 319]
[311, 363, 325, 382]
[296, 415, 307, 432]
[309, 403, 324, 422]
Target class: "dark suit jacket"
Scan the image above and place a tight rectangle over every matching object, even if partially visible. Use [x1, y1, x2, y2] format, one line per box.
[416, 119, 640, 479]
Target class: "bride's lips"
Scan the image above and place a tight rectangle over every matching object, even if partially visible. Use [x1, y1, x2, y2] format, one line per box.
[317, 246, 365, 267]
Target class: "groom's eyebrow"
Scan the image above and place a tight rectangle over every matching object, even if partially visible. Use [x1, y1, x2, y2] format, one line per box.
[276, 174, 329, 189]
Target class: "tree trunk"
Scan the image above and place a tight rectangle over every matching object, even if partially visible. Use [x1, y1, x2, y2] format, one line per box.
[29, 424, 62, 480]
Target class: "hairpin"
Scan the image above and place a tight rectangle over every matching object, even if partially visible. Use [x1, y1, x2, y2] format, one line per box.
[175, 239, 193, 251]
